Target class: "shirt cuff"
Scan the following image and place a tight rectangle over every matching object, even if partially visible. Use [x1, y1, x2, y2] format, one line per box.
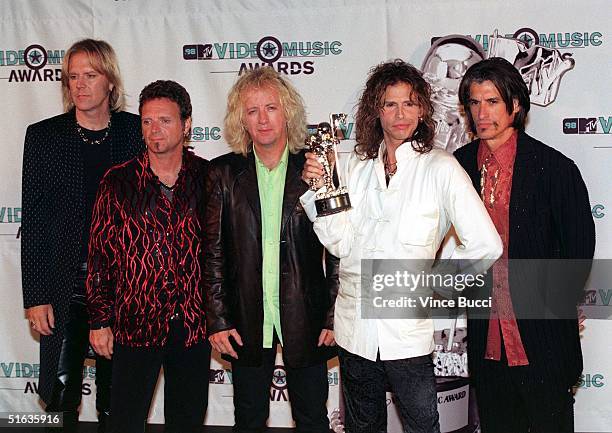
[90, 321, 110, 330]
[299, 189, 320, 222]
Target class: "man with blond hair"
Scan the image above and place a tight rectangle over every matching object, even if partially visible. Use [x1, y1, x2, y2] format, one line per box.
[21, 38, 142, 431]
[204, 67, 339, 433]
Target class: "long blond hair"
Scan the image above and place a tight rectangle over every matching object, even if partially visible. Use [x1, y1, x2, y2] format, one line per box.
[224, 67, 306, 156]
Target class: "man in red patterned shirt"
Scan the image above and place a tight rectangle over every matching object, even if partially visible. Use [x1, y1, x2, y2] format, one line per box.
[454, 58, 595, 433]
[87, 80, 209, 433]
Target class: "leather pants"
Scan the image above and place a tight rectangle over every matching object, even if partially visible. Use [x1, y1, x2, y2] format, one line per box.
[45, 270, 112, 432]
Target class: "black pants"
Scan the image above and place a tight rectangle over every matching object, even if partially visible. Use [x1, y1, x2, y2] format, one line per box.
[473, 348, 574, 433]
[46, 300, 112, 431]
[231, 345, 329, 433]
[109, 319, 211, 433]
[338, 347, 440, 433]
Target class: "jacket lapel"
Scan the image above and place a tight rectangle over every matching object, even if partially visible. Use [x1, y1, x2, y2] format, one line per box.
[509, 131, 536, 223]
[61, 110, 84, 202]
[60, 110, 86, 255]
[281, 152, 307, 235]
[462, 141, 481, 192]
[108, 111, 121, 165]
[237, 152, 262, 226]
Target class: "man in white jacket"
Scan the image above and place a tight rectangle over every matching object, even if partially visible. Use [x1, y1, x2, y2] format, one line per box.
[301, 59, 502, 433]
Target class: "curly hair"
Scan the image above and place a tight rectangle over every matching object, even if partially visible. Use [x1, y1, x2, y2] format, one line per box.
[458, 57, 530, 135]
[61, 39, 125, 113]
[355, 59, 435, 159]
[224, 67, 307, 156]
[138, 80, 192, 121]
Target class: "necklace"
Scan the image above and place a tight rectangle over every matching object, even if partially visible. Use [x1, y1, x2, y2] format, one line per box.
[76, 118, 111, 145]
[383, 151, 397, 179]
[480, 156, 500, 208]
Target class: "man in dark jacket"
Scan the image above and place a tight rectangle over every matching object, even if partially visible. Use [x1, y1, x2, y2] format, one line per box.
[454, 57, 596, 433]
[21, 39, 143, 431]
[204, 67, 339, 433]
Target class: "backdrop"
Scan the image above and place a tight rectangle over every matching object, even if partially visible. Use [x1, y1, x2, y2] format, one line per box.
[0, 1, 610, 431]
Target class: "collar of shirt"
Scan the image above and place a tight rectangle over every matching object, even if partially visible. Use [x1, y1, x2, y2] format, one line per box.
[375, 140, 419, 187]
[377, 139, 420, 165]
[253, 143, 289, 172]
[477, 131, 518, 175]
[140, 147, 193, 188]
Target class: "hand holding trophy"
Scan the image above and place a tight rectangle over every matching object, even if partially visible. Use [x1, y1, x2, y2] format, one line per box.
[307, 114, 351, 216]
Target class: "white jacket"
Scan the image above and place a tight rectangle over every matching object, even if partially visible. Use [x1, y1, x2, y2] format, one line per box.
[300, 141, 502, 361]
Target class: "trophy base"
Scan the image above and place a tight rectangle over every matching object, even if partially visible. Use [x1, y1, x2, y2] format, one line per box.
[315, 193, 351, 217]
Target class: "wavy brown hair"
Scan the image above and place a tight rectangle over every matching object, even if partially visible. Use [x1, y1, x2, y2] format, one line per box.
[355, 59, 435, 159]
[224, 67, 307, 156]
[61, 39, 125, 113]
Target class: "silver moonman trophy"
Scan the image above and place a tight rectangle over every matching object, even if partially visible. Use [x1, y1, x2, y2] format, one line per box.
[307, 114, 351, 216]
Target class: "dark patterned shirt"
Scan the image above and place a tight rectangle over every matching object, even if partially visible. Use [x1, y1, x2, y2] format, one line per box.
[86, 149, 208, 348]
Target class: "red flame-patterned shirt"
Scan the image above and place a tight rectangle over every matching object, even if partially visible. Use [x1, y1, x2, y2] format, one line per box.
[86, 149, 208, 348]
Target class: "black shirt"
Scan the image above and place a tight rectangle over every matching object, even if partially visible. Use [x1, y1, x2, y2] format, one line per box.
[79, 126, 112, 264]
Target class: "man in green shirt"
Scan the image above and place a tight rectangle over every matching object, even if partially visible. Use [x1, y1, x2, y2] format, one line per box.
[204, 67, 339, 433]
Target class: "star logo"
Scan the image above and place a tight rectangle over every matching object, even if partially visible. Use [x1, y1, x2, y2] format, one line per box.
[518, 34, 535, 47]
[271, 365, 287, 390]
[262, 42, 277, 58]
[28, 49, 43, 65]
[273, 370, 286, 386]
[513, 28, 540, 48]
[256, 36, 282, 64]
[23, 44, 48, 70]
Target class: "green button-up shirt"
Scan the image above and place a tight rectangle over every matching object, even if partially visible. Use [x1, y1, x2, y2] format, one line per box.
[254, 145, 288, 348]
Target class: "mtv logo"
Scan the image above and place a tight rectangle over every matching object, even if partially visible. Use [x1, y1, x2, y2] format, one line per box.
[331, 113, 349, 140]
[579, 118, 597, 133]
[209, 369, 225, 384]
[199, 44, 213, 59]
[183, 44, 213, 60]
[584, 290, 597, 305]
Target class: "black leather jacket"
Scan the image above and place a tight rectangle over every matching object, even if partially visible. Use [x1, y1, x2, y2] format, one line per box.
[203, 150, 339, 368]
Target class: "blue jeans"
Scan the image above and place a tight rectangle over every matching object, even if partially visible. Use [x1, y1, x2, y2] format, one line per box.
[338, 347, 440, 433]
